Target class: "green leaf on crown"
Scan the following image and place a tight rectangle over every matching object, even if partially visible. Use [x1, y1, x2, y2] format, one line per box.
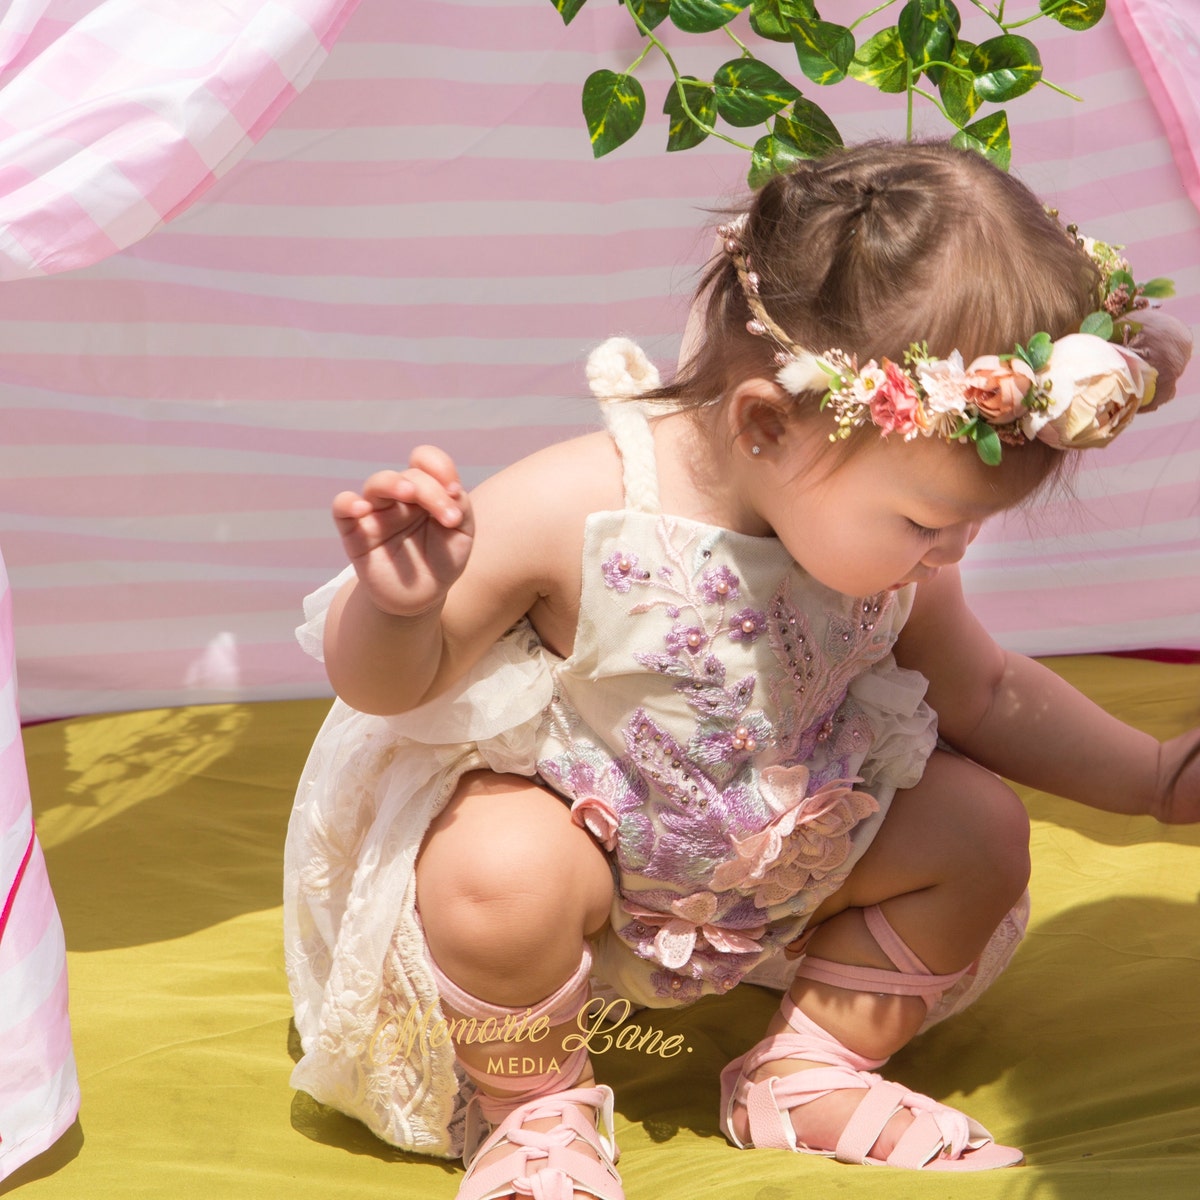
[950, 110, 1011, 170]
[714, 58, 802, 126]
[1106, 267, 1135, 296]
[970, 35, 1042, 103]
[550, 0, 590, 24]
[1140, 277, 1175, 299]
[849, 27, 908, 94]
[1041, 0, 1105, 32]
[1080, 310, 1114, 339]
[1025, 331, 1053, 372]
[583, 70, 647, 157]
[973, 422, 1003, 466]
[898, 0, 961, 75]
[670, 0, 750, 34]
[788, 15, 855, 86]
[663, 77, 718, 150]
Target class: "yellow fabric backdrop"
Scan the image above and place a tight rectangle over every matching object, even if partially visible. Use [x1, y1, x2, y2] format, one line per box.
[4, 656, 1198, 1200]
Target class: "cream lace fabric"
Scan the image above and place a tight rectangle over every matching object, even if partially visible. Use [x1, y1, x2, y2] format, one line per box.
[283, 339, 1020, 1159]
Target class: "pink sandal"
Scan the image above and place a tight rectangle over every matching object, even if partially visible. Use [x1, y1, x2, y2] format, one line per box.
[458, 1084, 624, 1200]
[719, 905, 1023, 1171]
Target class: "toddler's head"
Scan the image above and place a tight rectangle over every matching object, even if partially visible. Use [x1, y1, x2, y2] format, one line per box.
[666, 140, 1188, 496]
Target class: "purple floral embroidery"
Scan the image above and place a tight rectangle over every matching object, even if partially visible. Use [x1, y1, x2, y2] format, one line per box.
[665, 623, 708, 656]
[728, 607, 767, 644]
[601, 550, 639, 592]
[698, 565, 739, 604]
[648, 970, 705, 1003]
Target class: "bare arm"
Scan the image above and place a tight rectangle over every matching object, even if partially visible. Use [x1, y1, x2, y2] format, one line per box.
[894, 566, 1199, 823]
[323, 444, 576, 715]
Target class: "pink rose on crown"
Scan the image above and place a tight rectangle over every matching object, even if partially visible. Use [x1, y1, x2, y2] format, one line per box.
[963, 355, 1036, 423]
[1028, 333, 1156, 448]
[869, 360, 925, 437]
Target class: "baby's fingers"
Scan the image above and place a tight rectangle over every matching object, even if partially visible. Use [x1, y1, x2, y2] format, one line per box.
[349, 468, 453, 525]
[407, 444, 465, 502]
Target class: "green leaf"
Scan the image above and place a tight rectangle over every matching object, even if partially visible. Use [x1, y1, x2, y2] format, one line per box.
[849, 27, 908, 94]
[549, 0, 589, 25]
[788, 15, 855, 86]
[1080, 310, 1114, 339]
[663, 77, 717, 151]
[749, 132, 802, 188]
[1025, 331, 1053, 372]
[714, 58, 802, 127]
[970, 35, 1042, 103]
[630, 0, 671, 31]
[973, 422, 1003, 466]
[1140, 277, 1175, 299]
[950, 110, 1011, 170]
[1106, 267, 1135, 295]
[937, 42, 980, 125]
[750, 0, 815, 42]
[775, 98, 843, 155]
[582, 70, 646, 157]
[747, 98, 841, 187]
[670, 0, 749, 34]
[898, 1, 960, 74]
[1040, 0, 1105, 32]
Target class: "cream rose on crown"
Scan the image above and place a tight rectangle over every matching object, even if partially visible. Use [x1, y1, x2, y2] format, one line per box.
[1025, 333, 1158, 449]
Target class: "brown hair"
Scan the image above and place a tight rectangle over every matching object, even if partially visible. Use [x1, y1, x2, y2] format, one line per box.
[652, 141, 1105, 488]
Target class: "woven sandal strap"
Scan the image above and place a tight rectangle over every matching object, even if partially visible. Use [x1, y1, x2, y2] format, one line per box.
[834, 1079, 908, 1164]
[795, 905, 970, 1010]
[459, 1086, 622, 1200]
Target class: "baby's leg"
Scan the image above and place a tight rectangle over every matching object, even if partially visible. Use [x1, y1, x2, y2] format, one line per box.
[416, 770, 620, 1199]
[725, 749, 1030, 1169]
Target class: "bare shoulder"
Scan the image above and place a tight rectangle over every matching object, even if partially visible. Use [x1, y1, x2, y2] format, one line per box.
[447, 430, 625, 656]
[470, 430, 624, 552]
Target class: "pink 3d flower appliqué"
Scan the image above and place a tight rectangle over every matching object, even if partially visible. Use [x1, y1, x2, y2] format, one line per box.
[709, 764, 879, 908]
[623, 892, 766, 971]
[569, 795, 619, 852]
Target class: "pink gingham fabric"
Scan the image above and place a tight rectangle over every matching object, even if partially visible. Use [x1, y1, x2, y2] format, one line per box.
[1111, 0, 1200, 217]
[0, 550, 79, 1181]
[0, 0, 361, 279]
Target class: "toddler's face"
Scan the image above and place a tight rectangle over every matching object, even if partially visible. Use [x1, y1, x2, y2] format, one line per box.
[756, 432, 1040, 599]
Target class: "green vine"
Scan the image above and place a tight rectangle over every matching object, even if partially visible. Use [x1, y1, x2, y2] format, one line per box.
[551, 0, 1107, 183]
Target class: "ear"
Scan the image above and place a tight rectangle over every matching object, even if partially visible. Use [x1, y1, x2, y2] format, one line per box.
[726, 377, 793, 461]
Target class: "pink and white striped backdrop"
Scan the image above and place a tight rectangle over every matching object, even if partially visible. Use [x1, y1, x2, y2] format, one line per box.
[0, 0, 1196, 720]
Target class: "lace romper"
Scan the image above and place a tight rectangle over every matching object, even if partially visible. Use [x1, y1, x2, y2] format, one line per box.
[283, 340, 956, 1159]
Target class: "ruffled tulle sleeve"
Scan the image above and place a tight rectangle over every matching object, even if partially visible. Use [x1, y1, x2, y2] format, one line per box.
[295, 565, 355, 662]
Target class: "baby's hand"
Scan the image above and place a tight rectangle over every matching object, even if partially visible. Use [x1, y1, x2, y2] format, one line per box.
[332, 445, 474, 618]
[1149, 730, 1200, 824]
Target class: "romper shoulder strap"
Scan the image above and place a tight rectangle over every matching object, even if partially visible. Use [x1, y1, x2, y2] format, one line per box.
[586, 338, 662, 514]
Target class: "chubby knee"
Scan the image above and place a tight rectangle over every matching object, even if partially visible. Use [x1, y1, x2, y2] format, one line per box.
[948, 766, 1031, 909]
[416, 771, 613, 995]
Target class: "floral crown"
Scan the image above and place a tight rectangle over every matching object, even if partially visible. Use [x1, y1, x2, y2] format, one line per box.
[719, 214, 1174, 464]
